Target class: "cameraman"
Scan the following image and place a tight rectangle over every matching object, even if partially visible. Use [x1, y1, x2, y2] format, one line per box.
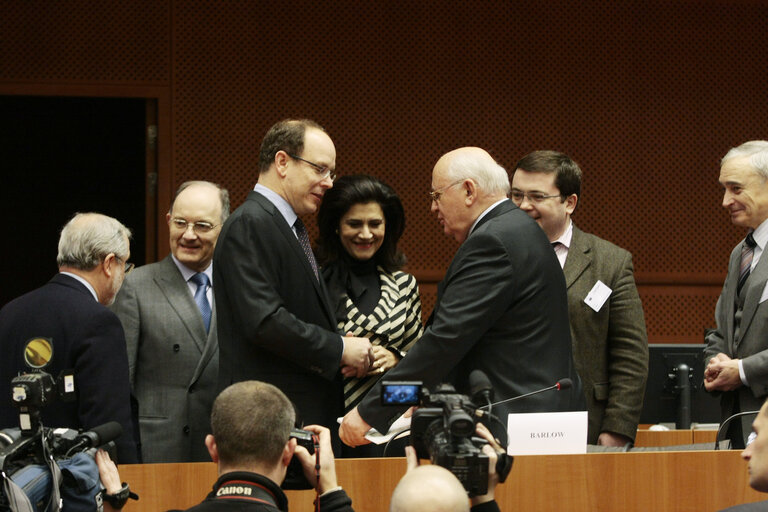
[170, 381, 353, 512]
[390, 423, 503, 512]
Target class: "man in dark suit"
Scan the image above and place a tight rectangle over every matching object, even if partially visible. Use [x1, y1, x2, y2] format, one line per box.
[213, 119, 373, 449]
[0, 213, 139, 463]
[111, 181, 229, 462]
[510, 150, 649, 447]
[339, 147, 584, 446]
[705, 140, 768, 448]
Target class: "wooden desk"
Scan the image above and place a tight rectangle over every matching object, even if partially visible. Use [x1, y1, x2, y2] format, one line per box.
[635, 428, 718, 447]
[120, 450, 765, 512]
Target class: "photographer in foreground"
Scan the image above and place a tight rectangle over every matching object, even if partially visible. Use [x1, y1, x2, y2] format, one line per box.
[390, 423, 503, 512]
[169, 380, 353, 512]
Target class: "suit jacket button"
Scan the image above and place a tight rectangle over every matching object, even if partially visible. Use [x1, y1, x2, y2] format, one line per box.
[183, 425, 190, 435]
[173, 344, 180, 352]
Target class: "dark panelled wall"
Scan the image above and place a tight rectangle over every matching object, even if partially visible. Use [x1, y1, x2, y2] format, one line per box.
[3, 1, 767, 343]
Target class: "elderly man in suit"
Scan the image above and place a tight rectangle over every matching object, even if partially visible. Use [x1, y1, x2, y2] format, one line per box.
[510, 150, 649, 447]
[339, 147, 584, 446]
[705, 140, 768, 449]
[213, 119, 373, 452]
[0, 213, 139, 463]
[111, 181, 229, 462]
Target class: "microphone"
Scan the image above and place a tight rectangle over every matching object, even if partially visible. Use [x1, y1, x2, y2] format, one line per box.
[470, 369, 494, 416]
[479, 378, 572, 411]
[68, 421, 123, 453]
[469, 370, 494, 403]
[714, 410, 760, 450]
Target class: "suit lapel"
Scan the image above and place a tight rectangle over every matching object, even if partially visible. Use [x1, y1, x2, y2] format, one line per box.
[737, 244, 768, 341]
[562, 226, 590, 289]
[190, 302, 218, 387]
[154, 257, 208, 353]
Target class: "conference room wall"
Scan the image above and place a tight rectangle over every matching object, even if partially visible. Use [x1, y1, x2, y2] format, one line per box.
[3, 1, 766, 343]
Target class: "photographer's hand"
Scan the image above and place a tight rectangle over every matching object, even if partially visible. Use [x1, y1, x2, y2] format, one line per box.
[95, 449, 122, 511]
[404, 445, 420, 471]
[339, 406, 373, 447]
[471, 423, 504, 507]
[294, 425, 339, 494]
[95, 449, 122, 495]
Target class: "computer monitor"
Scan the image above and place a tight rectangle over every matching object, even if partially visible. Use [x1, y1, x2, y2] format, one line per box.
[639, 343, 720, 429]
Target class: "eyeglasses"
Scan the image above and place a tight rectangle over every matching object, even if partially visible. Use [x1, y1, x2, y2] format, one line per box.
[509, 190, 563, 204]
[287, 153, 337, 182]
[116, 256, 134, 274]
[429, 180, 466, 203]
[170, 217, 218, 234]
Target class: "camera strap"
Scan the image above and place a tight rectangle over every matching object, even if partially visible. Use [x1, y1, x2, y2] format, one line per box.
[1, 435, 64, 512]
[2, 470, 35, 512]
[44, 454, 63, 512]
[213, 478, 279, 508]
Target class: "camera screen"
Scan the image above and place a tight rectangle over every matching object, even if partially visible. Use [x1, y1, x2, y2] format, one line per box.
[381, 382, 421, 405]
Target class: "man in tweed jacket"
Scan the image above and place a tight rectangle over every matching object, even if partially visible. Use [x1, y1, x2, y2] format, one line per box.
[511, 150, 649, 446]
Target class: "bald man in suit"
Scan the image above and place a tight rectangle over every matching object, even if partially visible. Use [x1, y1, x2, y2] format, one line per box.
[340, 147, 584, 447]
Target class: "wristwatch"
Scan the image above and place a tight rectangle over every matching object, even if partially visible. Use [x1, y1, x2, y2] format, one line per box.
[102, 482, 133, 510]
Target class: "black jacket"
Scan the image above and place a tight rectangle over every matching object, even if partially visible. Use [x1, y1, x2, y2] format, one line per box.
[169, 471, 353, 512]
[0, 274, 139, 463]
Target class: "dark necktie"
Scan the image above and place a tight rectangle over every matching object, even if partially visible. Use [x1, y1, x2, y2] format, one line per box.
[737, 232, 757, 295]
[190, 272, 212, 332]
[294, 219, 319, 280]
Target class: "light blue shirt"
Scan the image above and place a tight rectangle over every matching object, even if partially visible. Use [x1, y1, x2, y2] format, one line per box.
[254, 184, 300, 238]
[171, 255, 213, 305]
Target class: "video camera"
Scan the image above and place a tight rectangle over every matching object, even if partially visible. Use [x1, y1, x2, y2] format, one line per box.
[10, 338, 76, 436]
[0, 337, 120, 512]
[381, 379, 512, 497]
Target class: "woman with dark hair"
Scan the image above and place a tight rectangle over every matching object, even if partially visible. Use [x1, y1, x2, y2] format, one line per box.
[317, 175, 423, 454]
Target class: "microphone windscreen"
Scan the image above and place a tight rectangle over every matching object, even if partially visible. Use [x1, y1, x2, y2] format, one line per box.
[556, 378, 573, 390]
[89, 421, 123, 445]
[469, 369, 493, 396]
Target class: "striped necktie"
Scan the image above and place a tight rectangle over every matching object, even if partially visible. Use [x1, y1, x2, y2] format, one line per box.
[294, 219, 319, 281]
[737, 232, 757, 295]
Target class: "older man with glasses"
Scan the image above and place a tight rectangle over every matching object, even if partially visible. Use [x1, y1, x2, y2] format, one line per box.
[111, 180, 230, 463]
[0, 212, 139, 463]
[340, 147, 584, 448]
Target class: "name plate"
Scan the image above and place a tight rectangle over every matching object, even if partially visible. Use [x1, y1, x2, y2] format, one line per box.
[506, 411, 588, 455]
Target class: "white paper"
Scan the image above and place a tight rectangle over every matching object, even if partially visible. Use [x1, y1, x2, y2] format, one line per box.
[337, 414, 411, 445]
[506, 411, 588, 455]
[584, 280, 612, 312]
